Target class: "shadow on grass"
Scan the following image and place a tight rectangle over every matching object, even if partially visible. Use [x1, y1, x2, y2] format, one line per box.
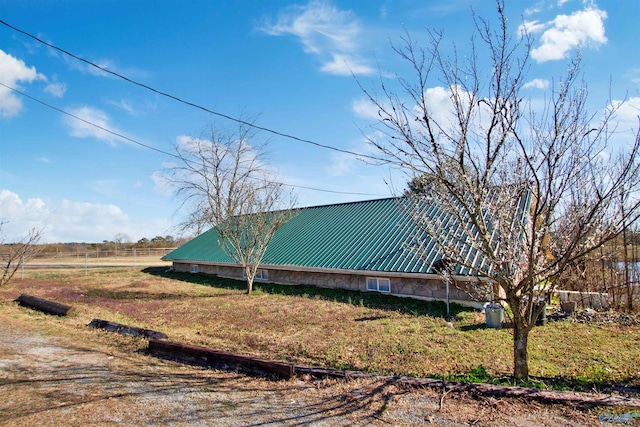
[458, 323, 491, 332]
[458, 319, 518, 331]
[141, 267, 639, 394]
[142, 267, 472, 319]
[354, 315, 390, 322]
[83, 289, 193, 301]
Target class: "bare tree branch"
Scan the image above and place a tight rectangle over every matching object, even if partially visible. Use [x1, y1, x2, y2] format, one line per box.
[164, 120, 297, 293]
[0, 222, 43, 286]
[363, 0, 640, 380]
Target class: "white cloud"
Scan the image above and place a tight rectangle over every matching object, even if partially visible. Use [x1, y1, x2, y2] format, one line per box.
[0, 189, 49, 225]
[625, 68, 640, 85]
[109, 98, 157, 116]
[524, 7, 542, 17]
[327, 151, 357, 177]
[35, 156, 51, 163]
[110, 98, 136, 115]
[523, 78, 550, 90]
[44, 81, 67, 97]
[88, 58, 115, 77]
[151, 171, 173, 196]
[174, 134, 212, 153]
[259, 0, 374, 76]
[57, 199, 128, 228]
[352, 97, 380, 120]
[320, 53, 372, 76]
[63, 106, 122, 145]
[0, 50, 46, 117]
[354, 85, 473, 143]
[326, 137, 379, 177]
[63, 55, 148, 81]
[0, 87, 23, 118]
[610, 96, 640, 135]
[353, 85, 480, 132]
[420, 86, 467, 126]
[519, 20, 547, 35]
[530, 7, 608, 62]
[0, 189, 171, 243]
[613, 97, 640, 121]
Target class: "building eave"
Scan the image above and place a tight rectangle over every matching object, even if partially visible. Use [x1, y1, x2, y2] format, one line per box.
[169, 259, 487, 283]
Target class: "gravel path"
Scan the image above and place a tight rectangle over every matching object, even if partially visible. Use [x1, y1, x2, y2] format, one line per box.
[0, 321, 605, 426]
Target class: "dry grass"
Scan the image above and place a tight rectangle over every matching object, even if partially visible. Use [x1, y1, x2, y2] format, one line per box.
[1, 312, 609, 427]
[1, 266, 639, 392]
[25, 253, 172, 266]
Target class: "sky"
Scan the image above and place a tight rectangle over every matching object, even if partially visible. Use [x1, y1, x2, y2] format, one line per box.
[1, 0, 639, 243]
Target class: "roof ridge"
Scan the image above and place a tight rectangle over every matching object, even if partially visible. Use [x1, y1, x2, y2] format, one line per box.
[295, 196, 401, 211]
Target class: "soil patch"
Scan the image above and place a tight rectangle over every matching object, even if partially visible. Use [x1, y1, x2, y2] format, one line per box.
[0, 316, 617, 426]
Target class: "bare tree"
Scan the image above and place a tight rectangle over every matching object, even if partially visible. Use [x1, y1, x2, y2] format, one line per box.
[166, 121, 297, 294]
[113, 233, 131, 248]
[362, 1, 640, 379]
[1, 221, 44, 286]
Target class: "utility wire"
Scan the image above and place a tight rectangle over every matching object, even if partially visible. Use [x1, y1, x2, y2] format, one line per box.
[0, 19, 380, 162]
[0, 82, 176, 159]
[0, 82, 387, 197]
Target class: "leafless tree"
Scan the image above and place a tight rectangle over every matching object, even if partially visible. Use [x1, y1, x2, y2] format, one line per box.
[166, 121, 297, 294]
[1, 221, 44, 286]
[113, 233, 131, 248]
[361, 1, 640, 379]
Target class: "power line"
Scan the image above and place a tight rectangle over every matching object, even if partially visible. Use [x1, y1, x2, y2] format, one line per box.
[0, 82, 387, 197]
[0, 19, 380, 162]
[0, 82, 176, 159]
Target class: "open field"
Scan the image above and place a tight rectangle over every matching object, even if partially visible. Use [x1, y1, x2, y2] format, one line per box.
[2, 314, 615, 427]
[2, 266, 640, 425]
[20, 249, 174, 268]
[1, 266, 639, 392]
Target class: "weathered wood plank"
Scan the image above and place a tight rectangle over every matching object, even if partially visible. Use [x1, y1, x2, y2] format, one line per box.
[148, 340, 294, 380]
[16, 294, 73, 316]
[397, 377, 640, 407]
[295, 366, 640, 408]
[88, 318, 167, 340]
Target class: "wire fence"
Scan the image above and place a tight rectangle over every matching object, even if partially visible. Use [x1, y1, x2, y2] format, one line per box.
[29, 248, 176, 260]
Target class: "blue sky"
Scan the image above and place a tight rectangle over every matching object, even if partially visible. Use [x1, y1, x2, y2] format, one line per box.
[1, 0, 638, 243]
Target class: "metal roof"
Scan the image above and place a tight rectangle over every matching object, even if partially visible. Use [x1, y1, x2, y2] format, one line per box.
[164, 195, 529, 275]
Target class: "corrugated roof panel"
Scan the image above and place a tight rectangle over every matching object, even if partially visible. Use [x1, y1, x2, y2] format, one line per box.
[351, 200, 405, 270]
[164, 194, 531, 276]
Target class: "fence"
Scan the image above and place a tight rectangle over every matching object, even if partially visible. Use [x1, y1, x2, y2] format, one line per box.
[31, 247, 176, 260]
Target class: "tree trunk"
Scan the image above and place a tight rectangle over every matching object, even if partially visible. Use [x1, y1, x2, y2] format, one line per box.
[513, 320, 529, 380]
[622, 200, 632, 312]
[246, 277, 253, 294]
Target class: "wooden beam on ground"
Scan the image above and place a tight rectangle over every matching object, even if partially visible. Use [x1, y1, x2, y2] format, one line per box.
[396, 377, 640, 408]
[295, 366, 640, 408]
[88, 318, 167, 340]
[15, 294, 73, 316]
[148, 339, 294, 380]
[295, 365, 379, 380]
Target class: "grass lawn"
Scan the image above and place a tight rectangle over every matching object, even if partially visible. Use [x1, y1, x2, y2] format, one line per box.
[1, 266, 638, 392]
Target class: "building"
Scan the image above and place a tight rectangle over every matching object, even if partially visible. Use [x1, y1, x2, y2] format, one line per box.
[163, 197, 516, 308]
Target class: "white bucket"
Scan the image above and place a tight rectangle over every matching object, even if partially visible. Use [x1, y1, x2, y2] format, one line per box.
[485, 303, 504, 329]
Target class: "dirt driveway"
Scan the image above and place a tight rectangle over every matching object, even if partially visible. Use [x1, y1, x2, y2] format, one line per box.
[0, 316, 611, 427]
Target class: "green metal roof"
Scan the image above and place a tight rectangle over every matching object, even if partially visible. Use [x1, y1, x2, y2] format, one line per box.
[164, 196, 529, 275]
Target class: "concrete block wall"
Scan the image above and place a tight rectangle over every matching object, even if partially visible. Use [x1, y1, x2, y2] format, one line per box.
[173, 262, 481, 305]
